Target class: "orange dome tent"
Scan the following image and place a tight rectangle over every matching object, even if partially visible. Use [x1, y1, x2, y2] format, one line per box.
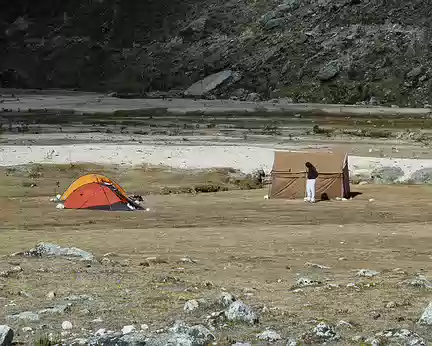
[60, 174, 127, 201]
[59, 174, 142, 211]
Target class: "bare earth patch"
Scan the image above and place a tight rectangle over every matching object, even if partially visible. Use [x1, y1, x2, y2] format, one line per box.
[1, 165, 432, 344]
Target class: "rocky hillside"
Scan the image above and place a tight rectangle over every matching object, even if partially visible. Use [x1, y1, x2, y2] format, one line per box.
[1, 0, 432, 105]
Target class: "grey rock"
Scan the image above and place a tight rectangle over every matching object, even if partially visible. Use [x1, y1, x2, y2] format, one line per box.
[406, 275, 432, 289]
[246, 92, 260, 102]
[256, 329, 282, 342]
[184, 70, 236, 97]
[0, 266, 23, 278]
[38, 303, 72, 315]
[295, 277, 322, 288]
[317, 61, 340, 81]
[180, 17, 207, 38]
[264, 18, 286, 30]
[0, 325, 14, 346]
[371, 166, 404, 184]
[376, 329, 425, 346]
[407, 66, 423, 79]
[286, 339, 300, 346]
[26, 242, 94, 261]
[410, 168, 432, 184]
[65, 294, 93, 301]
[7, 311, 40, 322]
[232, 343, 251, 346]
[418, 301, 432, 325]
[259, 11, 279, 25]
[184, 299, 200, 312]
[217, 292, 236, 307]
[356, 269, 380, 277]
[86, 321, 215, 346]
[304, 262, 331, 269]
[364, 338, 381, 346]
[277, 0, 299, 11]
[225, 300, 258, 324]
[313, 322, 338, 340]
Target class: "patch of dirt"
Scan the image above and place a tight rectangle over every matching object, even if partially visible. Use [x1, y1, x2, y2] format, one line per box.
[1, 167, 432, 344]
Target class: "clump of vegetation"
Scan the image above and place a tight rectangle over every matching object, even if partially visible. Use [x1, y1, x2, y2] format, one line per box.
[262, 123, 281, 135]
[27, 164, 44, 179]
[34, 334, 61, 346]
[312, 124, 334, 136]
[342, 129, 392, 138]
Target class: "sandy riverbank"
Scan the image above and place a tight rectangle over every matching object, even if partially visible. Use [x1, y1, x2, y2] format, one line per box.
[2, 144, 432, 182]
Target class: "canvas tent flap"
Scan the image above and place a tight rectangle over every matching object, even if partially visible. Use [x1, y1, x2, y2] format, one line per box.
[272, 151, 347, 174]
[269, 150, 350, 199]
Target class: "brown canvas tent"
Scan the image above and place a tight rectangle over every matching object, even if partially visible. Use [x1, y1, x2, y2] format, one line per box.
[269, 151, 350, 200]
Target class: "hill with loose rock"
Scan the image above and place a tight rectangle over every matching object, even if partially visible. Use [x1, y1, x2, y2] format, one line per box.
[1, 0, 432, 105]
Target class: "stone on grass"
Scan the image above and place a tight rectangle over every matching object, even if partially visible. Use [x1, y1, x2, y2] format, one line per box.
[89, 321, 215, 346]
[406, 276, 432, 289]
[0, 266, 23, 278]
[38, 303, 72, 315]
[0, 325, 14, 346]
[26, 242, 94, 261]
[121, 325, 136, 335]
[184, 299, 200, 312]
[304, 262, 331, 269]
[217, 292, 236, 307]
[256, 329, 282, 342]
[356, 269, 379, 277]
[295, 277, 322, 287]
[65, 294, 93, 301]
[94, 329, 106, 337]
[376, 329, 425, 346]
[418, 301, 432, 325]
[46, 291, 56, 300]
[62, 321, 73, 330]
[386, 301, 397, 309]
[7, 311, 40, 323]
[313, 322, 338, 340]
[225, 300, 258, 324]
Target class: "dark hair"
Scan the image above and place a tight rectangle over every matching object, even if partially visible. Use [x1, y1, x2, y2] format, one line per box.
[305, 162, 312, 167]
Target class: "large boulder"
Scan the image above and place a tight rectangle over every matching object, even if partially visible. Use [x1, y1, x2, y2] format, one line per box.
[0, 325, 14, 346]
[184, 70, 240, 97]
[83, 321, 215, 346]
[375, 329, 425, 346]
[418, 301, 432, 325]
[371, 166, 404, 184]
[317, 61, 340, 81]
[225, 300, 258, 324]
[25, 242, 95, 261]
[410, 168, 432, 184]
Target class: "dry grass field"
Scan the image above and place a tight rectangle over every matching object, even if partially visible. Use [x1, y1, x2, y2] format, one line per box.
[1, 164, 432, 345]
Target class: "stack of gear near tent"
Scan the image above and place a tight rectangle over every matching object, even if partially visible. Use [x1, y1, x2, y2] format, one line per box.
[269, 151, 350, 200]
[59, 174, 143, 211]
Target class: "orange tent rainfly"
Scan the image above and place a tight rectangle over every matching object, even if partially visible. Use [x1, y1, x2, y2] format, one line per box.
[269, 151, 350, 200]
[60, 174, 142, 211]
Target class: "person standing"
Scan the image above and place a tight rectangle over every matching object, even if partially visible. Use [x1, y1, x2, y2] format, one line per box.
[304, 162, 318, 203]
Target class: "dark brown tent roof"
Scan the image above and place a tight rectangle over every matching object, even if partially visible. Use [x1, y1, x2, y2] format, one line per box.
[272, 151, 347, 174]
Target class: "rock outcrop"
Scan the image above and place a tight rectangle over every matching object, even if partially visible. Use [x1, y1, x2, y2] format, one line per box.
[1, 0, 432, 106]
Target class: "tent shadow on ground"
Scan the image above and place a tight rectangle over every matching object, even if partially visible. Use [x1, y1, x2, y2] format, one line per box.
[320, 191, 363, 201]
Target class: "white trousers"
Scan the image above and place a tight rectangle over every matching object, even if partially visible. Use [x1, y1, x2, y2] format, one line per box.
[306, 179, 316, 202]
